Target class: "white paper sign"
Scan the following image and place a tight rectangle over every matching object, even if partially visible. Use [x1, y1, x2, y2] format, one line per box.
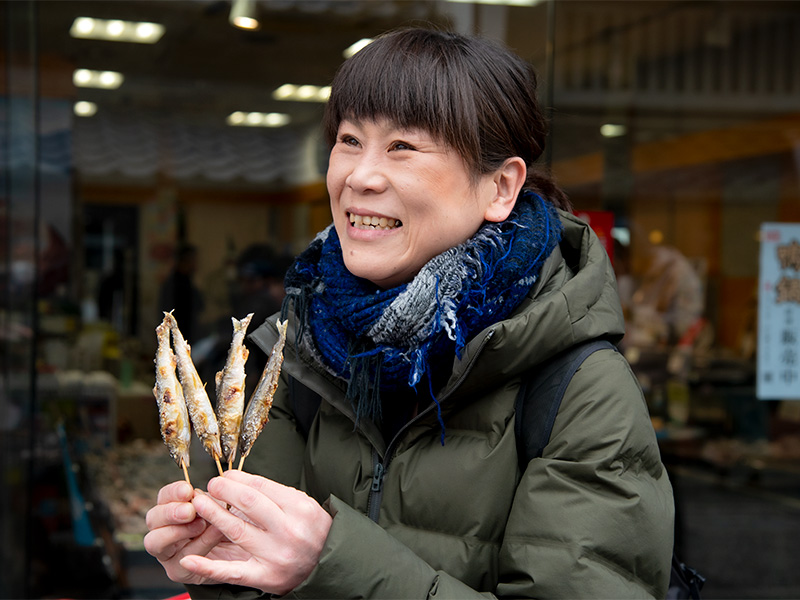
[757, 223, 800, 400]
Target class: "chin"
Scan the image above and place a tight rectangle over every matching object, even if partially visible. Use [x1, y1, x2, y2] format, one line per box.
[344, 260, 406, 289]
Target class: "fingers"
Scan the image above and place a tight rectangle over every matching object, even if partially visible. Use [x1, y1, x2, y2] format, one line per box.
[145, 480, 208, 563]
[176, 519, 228, 559]
[187, 476, 332, 595]
[193, 491, 269, 549]
[146, 495, 196, 530]
[156, 480, 195, 505]
[143, 517, 207, 561]
[221, 470, 299, 510]
[180, 556, 259, 591]
[211, 471, 323, 531]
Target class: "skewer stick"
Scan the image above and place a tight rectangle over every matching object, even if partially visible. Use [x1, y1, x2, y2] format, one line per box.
[181, 459, 192, 487]
[215, 457, 225, 477]
[238, 455, 246, 471]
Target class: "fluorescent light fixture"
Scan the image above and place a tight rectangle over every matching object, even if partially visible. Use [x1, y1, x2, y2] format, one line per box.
[343, 38, 373, 58]
[600, 123, 627, 138]
[227, 111, 290, 128]
[230, 0, 260, 30]
[73, 68, 124, 89]
[445, 0, 542, 5]
[272, 84, 331, 102]
[70, 17, 164, 43]
[74, 101, 98, 117]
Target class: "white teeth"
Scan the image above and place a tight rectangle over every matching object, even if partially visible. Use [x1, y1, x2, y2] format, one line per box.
[348, 213, 401, 230]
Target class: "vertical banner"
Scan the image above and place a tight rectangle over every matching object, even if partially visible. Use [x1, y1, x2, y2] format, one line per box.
[757, 223, 800, 400]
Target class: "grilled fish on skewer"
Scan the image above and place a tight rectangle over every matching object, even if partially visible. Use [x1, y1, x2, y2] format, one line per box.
[238, 318, 288, 469]
[153, 314, 191, 480]
[165, 311, 224, 473]
[215, 313, 254, 468]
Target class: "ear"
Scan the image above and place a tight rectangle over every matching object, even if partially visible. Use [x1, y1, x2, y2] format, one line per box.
[483, 157, 527, 223]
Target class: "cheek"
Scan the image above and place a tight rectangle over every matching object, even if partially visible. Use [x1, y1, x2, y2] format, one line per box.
[326, 169, 343, 199]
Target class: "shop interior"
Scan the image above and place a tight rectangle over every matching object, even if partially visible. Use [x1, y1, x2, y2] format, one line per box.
[2, 1, 800, 598]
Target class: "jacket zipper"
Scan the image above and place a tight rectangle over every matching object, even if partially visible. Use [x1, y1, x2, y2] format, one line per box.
[364, 330, 497, 523]
[367, 449, 385, 522]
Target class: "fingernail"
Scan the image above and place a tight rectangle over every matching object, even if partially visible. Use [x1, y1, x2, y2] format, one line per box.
[176, 504, 193, 521]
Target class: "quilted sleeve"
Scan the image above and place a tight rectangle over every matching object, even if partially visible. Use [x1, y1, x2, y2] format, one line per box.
[497, 349, 675, 599]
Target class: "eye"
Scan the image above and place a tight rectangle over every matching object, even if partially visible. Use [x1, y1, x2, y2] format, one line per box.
[390, 140, 416, 152]
[338, 134, 360, 147]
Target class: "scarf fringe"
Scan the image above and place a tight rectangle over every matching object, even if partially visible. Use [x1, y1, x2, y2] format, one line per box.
[282, 192, 563, 440]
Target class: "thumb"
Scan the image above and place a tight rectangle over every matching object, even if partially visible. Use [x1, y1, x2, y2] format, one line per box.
[179, 555, 255, 589]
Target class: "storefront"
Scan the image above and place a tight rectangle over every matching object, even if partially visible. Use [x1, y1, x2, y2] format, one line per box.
[2, 1, 799, 597]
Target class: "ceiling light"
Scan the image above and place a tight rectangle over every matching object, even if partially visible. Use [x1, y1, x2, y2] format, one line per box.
[296, 85, 317, 100]
[445, 0, 543, 5]
[343, 38, 373, 58]
[226, 111, 290, 128]
[73, 69, 93, 86]
[246, 112, 265, 125]
[73, 17, 95, 36]
[600, 123, 627, 138]
[73, 69, 124, 89]
[273, 84, 296, 100]
[230, 0, 260, 30]
[74, 101, 98, 117]
[70, 17, 165, 43]
[272, 84, 331, 103]
[227, 111, 247, 125]
[106, 20, 125, 37]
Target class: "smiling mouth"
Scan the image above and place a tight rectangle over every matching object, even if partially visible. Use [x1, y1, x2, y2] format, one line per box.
[348, 213, 402, 230]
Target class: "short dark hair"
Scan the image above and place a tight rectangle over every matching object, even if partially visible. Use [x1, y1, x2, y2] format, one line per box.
[323, 27, 569, 210]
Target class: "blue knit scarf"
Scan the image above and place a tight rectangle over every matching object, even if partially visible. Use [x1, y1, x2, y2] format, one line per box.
[282, 192, 562, 440]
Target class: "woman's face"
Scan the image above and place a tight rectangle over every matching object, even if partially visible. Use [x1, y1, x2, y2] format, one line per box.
[327, 118, 499, 288]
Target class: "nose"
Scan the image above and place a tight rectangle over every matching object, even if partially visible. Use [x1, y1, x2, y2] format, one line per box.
[344, 152, 388, 194]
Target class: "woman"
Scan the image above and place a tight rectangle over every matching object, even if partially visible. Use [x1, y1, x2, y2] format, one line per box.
[145, 27, 674, 599]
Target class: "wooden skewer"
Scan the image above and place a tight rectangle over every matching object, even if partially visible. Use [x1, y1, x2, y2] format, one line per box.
[181, 458, 192, 487]
[215, 457, 225, 477]
[237, 455, 246, 471]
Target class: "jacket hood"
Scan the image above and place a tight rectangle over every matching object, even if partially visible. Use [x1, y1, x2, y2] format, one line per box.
[442, 210, 625, 401]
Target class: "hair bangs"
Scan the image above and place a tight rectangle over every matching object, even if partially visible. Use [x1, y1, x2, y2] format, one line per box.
[323, 29, 479, 165]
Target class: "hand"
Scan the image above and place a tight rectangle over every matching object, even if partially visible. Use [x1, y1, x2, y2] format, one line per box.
[143, 480, 249, 585]
[181, 470, 333, 595]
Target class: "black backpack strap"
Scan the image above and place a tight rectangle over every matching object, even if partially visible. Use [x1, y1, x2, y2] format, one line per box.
[289, 375, 322, 439]
[668, 554, 706, 600]
[515, 339, 617, 467]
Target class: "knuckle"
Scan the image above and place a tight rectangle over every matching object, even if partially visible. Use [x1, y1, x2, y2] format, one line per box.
[143, 531, 172, 561]
[294, 494, 318, 519]
[226, 518, 249, 544]
[238, 488, 258, 510]
[273, 543, 300, 570]
[227, 565, 245, 585]
[142, 531, 157, 555]
[144, 508, 157, 530]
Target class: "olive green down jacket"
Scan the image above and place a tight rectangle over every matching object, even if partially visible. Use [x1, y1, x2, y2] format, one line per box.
[187, 211, 675, 599]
